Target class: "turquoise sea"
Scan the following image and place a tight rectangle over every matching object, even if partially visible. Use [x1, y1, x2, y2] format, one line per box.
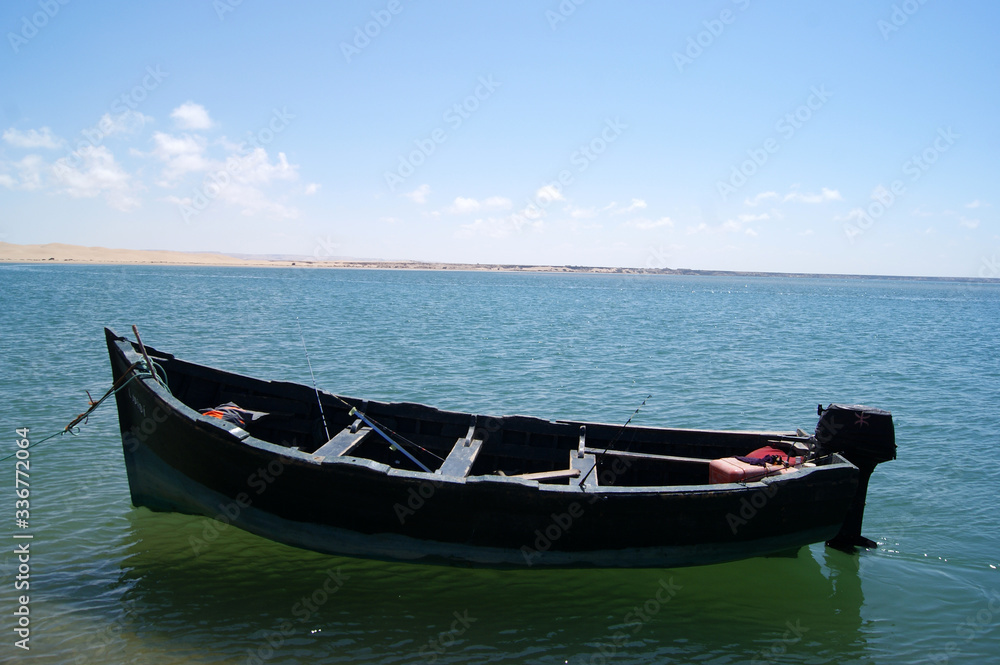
[1, 264, 998, 664]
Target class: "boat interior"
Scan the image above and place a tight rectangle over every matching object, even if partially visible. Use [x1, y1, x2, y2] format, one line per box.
[134, 341, 824, 488]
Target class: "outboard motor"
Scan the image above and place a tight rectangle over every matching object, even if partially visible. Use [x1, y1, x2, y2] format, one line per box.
[814, 404, 896, 551]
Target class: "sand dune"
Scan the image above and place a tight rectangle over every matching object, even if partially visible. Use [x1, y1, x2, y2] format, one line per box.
[0, 242, 256, 266]
[0, 241, 666, 273]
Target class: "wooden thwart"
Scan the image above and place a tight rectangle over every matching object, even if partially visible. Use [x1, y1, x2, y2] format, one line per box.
[436, 420, 485, 478]
[571, 451, 597, 487]
[313, 422, 372, 460]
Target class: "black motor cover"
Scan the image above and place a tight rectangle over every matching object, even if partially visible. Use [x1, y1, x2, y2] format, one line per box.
[815, 404, 896, 466]
[816, 404, 896, 551]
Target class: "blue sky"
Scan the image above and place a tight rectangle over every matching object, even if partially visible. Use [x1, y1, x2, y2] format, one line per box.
[1, 1, 997, 276]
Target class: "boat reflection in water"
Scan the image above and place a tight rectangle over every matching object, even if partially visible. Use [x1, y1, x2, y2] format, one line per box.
[109, 508, 868, 664]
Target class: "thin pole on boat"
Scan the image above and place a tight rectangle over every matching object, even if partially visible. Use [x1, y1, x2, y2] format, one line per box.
[348, 407, 433, 473]
[296, 318, 332, 441]
[294, 320, 435, 472]
[578, 394, 651, 487]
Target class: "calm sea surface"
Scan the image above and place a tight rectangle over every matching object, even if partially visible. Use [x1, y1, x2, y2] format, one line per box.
[0, 265, 998, 664]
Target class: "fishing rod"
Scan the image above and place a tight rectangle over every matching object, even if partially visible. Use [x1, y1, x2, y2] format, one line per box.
[578, 394, 651, 487]
[296, 317, 331, 441]
[295, 319, 435, 473]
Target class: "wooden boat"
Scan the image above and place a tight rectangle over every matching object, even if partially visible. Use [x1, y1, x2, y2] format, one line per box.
[105, 328, 896, 568]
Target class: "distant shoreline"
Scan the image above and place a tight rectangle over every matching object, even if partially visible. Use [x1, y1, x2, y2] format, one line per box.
[1, 241, 996, 283]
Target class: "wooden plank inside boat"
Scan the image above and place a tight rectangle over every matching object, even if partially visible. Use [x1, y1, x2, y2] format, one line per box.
[312, 424, 373, 460]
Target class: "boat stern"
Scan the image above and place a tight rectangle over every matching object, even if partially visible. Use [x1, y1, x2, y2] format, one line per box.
[814, 403, 896, 550]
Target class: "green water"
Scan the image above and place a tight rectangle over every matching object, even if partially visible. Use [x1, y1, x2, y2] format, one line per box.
[1, 265, 998, 664]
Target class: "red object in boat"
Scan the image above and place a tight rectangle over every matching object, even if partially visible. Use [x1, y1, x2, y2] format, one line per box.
[708, 446, 803, 484]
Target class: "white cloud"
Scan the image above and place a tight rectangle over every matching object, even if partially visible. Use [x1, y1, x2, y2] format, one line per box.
[834, 208, 868, 223]
[483, 196, 512, 209]
[685, 213, 764, 236]
[15, 155, 45, 190]
[207, 149, 299, 218]
[149, 132, 301, 218]
[404, 183, 430, 203]
[745, 191, 779, 207]
[458, 214, 543, 238]
[96, 110, 153, 137]
[304, 183, 320, 195]
[965, 200, 983, 209]
[783, 187, 842, 204]
[568, 206, 597, 219]
[230, 148, 298, 186]
[612, 198, 647, 215]
[171, 102, 214, 130]
[624, 216, 673, 230]
[448, 196, 481, 214]
[0, 155, 46, 191]
[446, 195, 512, 214]
[161, 194, 192, 207]
[959, 217, 980, 229]
[51, 146, 139, 211]
[150, 131, 210, 185]
[3, 127, 63, 149]
[218, 183, 299, 219]
[535, 184, 564, 203]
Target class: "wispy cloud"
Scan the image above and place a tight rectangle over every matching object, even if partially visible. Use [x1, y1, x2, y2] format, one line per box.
[567, 206, 598, 219]
[0, 155, 46, 191]
[1, 105, 307, 220]
[483, 196, 512, 209]
[51, 146, 139, 211]
[690, 212, 767, 236]
[3, 127, 63, 149]
[744, 191, 779, 207]
[448, 196, 481, 214]
[745, 188, 840, 206]
[404, 183, 430, 203]
[149, 131, 211, 185]
[458, 214, 543, 238]
[623, 216, 672, 230]
[535, 184, 564, 203]
[98, 110, 153, 137]
[171, 102, 214, 130]
[611, 198, 647, 215]
[959, 217, 980, 229]
[445, 195, 512, 214]
[782, 187, 841, 204]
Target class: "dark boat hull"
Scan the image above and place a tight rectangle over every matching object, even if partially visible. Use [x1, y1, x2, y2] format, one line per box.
[106, 329, 865, 568]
